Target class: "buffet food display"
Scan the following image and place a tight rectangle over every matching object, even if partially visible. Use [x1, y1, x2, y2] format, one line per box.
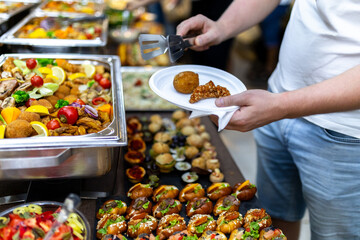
[37, 0, 105, 16]
[0, 1, 24, 14]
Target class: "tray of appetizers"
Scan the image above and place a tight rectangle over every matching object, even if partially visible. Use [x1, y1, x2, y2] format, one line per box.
[0, 1, 37, 21]
[35, 0, 105, 17]
[0, 11, 108, 47]
[93, 111, 287, 240]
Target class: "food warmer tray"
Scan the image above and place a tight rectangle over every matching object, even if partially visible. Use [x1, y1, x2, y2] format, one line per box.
[0, 11, 108, 47]
[0, 1, 38, 21]
[0, 53, 127, 180]
[35, 0, 106, 17]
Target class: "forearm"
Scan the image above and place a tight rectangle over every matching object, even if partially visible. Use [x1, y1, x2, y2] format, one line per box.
[280, 64, 360, 118]
[217, 0, 281, 41]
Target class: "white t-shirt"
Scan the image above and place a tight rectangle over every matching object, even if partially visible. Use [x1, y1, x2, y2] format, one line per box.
[269, 0, 360, 138]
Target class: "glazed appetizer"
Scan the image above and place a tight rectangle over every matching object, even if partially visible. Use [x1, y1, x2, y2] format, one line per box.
[126, 197, 153, 220]
[125, 151, 145, 165]
[207, 182, 232, 201]
[244, 208, 272, 231]
[135, 233, 157, 240]
[199, 231, 227, 240]
[126, 165, 146, 183]
[259, 226, 287, 240]
[233, 180, 257, 201]
[156, 213, 187, 240]
[152, 198, 182, 218]
[168, 230, 191, 240]
[152, 185, 179, 202]
[127, 213, 157, 238]
[213, 195, 240, 216]
[179, 183, 205, 202]
[229, 227, 256, 240]
[127, 183, 153, 200]
[101, 234, 128, 240]
[127, 117, 142, 135]
[97, 200, 127, 219]
[216, 211, 243, 234]
[186, 197, 213, 217]
[187, 214, 217, 237]
[128, 137, 146, 152]
[96, 214, 127, 239]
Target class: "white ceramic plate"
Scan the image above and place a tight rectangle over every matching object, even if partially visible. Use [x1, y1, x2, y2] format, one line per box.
[149, 65, 247, 112]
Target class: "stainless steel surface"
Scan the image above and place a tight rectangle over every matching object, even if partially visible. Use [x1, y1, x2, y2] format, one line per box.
[35, 0, 105, 17]
[0, 1, 37, 21]
[0, 11, 108, 47]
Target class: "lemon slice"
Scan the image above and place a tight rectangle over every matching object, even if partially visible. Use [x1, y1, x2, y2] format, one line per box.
[51, 66, 66, 85]
[82, 64, 96, 78]
[68, 73, 87, 81]
[38, 67, 52, 75]
[45, 74, 59, 82]
[30, 121, 49, 137]
[26, 105, 49, 116]
[0, 125, 6, 139]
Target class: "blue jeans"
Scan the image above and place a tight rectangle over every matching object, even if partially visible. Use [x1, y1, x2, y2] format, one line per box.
[254, 118, 360, 239]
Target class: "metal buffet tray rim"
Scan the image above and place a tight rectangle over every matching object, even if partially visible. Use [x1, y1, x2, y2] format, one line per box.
[34, 0, 106, 17]
[0, 53, 127, 150]
[0, 11, 108, 47]
[0, 1, 37, 21]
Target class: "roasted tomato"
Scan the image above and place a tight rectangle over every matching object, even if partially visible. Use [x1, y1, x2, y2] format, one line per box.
[31, 75, 44, 88]
[99, 78, 111, 89]
[94, 73, 103, 82]
[26, 58, 37, 69]
[46, 119, 61, 130]
[57, 106, 78, 125]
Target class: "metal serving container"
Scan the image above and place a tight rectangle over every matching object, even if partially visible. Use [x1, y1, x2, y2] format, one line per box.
[35, 0, 105, 17]
[0, 11, 108, 47]
[0, 1, 38, 21]
[0, 53, 127, 180]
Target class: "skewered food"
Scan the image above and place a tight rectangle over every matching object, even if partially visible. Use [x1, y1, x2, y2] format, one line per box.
[259, 226, 287, 240]
[233, 180, 257, 201]
[127, 213, 157, 238]
[127, 183, 153, 199]
[97, 200, 127, 219]
[179, 183, 205, 202]
[96, 214, 127, 239]
[243, 208, 272, 231]
[186, 197, 213, 217]
[135, 233, 156, 240]
[173, 71, 199, 94]
[156, 213, 187, 240]
[189, 81, 230, 104]
[152, 185, 179, 202]
[126, 197, 153, 220]
[199, 231, 227, 240]
[229, 227, 256, 240]
[187, 214, 216, 237]
[152, 198, 182, 218]
[207, 182, 232, 201]
[216, 211, 243, 234]
[213, 195, 240, 216]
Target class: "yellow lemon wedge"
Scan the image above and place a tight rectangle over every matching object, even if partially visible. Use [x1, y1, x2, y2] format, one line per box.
[45, 74, 59, 82]
[0, 125, 6, 139]
[30, 121, 49, 137]
[25, 105, 49, 116]
[68, 73, 87, 81]
[38, 67, 52, 75]
[82, 64, 96, 78]
[51, 66, 66, 85]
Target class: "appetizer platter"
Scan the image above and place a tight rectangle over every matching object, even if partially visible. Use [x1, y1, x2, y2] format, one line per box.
[121, 67, 177, 111]
[0, 12, 108, 47]
[0, 1, 36, 20]
[93, 110, 287, 240]
[35, 0, 105, 17]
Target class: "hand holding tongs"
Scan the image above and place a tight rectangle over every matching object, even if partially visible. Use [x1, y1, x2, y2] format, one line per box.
[139, 34, 193, 63]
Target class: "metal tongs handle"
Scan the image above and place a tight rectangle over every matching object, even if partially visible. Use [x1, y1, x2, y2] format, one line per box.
[61, 15, 106, 25]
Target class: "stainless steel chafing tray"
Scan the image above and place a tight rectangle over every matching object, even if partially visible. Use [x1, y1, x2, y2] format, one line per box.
[0, 53, 127, 180]
[35, 0, 105, 17]
[0, 1, 38, 21]
[0, 11, 108, 47]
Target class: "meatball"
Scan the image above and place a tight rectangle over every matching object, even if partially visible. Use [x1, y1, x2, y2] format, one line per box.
[5, 120, 33, 138]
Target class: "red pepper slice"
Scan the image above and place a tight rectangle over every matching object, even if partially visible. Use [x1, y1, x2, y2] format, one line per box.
[92, 97, 106, 105]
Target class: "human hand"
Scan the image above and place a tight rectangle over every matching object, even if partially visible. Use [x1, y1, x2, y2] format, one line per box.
[210, 90, 286, 132]
[176, 14, 225, 51]
[126, 0, 158, 11]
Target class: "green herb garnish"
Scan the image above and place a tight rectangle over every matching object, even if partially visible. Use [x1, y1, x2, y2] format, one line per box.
[217, 205, 231, 211]
[115, 200, 124, 208]
[12, 91, 29, 104]
[194, 185, 201, 194]
[55, 99, 69, 109]
[142, 201, 150, 209]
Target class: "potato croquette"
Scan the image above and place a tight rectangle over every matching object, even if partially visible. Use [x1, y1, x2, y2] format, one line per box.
[17, 112, 41, 123]
[173, 71, 199, 94]
[5, 120, 33, 138]
[44, 95, 60, 107]
[31, 99, 54, 113]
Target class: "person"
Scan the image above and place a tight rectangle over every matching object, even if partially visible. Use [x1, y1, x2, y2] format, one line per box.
[176, 0, 360, 240]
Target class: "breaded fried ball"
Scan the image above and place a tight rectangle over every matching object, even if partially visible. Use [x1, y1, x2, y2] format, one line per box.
[44, 95, 60, 107]
[17, 112, 41, 123]
[173, 71, 199, 94]
[5, 120, 33, 138]
[31, 99, 54, 113]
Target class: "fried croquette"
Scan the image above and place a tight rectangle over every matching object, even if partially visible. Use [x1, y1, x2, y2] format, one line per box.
[173, 71, 199, 94]
[17, 112, 41, 123]
[5, 120, 33, 138]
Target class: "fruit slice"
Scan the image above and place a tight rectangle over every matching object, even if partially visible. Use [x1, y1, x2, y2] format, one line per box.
[45, 74, 59, 82]
[30, 121, 49, 137]
[25, 105, 49, 116]
[68, 73, 87, 81]
[38, 67, 52, 75]
[0, 125, 6, 139]
[51, 66, 66, 85]
[1, 107, 21, 124]
[82, 64, 96, 78]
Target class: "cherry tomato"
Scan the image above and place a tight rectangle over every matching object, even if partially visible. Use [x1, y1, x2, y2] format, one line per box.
[46, 119, 61, 130]
[85, 33, 93, 39]
[94, 73, 103, 82]
[31, 75, 44, 87]
[74, 99, 85, 106]
[99, 77, 111, 89]
[25, 98, 36, 107]
[94, 27, 102, 34]
[26, 58, 37, 69]
[57, 106, 78, 125]
[92, 97, 106, 105]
